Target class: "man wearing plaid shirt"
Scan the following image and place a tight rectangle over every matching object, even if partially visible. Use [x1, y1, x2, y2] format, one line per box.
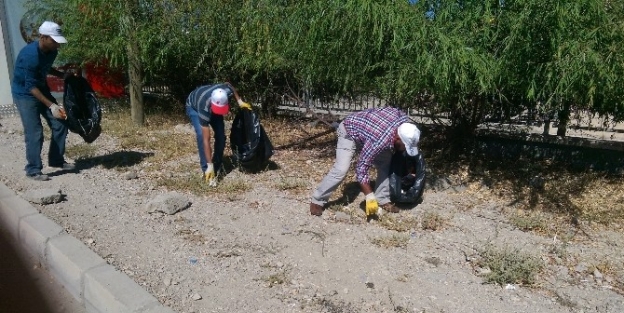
[310, 107, 421, 218]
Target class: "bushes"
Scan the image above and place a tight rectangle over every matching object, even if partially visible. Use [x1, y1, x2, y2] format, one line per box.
[28, 0, 624, 134]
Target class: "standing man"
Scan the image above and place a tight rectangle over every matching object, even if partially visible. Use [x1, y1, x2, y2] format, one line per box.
[11, 21, 74, 181]
[185, 82, 251, 186]
[309, 107, 421, 218]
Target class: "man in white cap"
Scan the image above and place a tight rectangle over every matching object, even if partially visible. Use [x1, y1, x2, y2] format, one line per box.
[185, 82, 252, 186]
[309, 107, 421, 218]
[11, 21, 74, 181]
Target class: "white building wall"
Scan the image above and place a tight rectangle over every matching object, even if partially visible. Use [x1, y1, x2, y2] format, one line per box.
[0, 0, 28, 106]
[0, 18, 11, 105]
[0, 0, 12, 105]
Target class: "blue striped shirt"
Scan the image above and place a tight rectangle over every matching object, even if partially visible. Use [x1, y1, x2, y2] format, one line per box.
[186, 83, 233, 126]
[343, 107, 408, 184]
[11, 41, 58, 99]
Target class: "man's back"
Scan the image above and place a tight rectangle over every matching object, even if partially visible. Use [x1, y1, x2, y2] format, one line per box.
[11, 41, 58, 99]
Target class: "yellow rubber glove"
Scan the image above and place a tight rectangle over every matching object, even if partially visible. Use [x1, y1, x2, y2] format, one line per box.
[204, 163, 217, 187]
[365, 193, 379, 217]
[237, 99, 252, 110]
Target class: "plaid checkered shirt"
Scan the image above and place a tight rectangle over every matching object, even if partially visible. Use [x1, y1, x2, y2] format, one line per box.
[343, 107, 408, 184]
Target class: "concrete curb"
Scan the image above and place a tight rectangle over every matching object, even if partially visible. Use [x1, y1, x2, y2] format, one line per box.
[0, 182, 176, 313]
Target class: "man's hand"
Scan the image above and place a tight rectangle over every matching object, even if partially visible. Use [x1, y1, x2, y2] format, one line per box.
[237, 99, 252, 110]
[50, 103, 67, 120]
[204, 163, 217, 187]
[365, 193, 379, 216]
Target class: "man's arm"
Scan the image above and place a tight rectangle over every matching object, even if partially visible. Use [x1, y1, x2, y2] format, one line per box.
[224, 82, 244, 104]
[359, 182, 374, 195]
[30, 87, 56, 108]
[201, 125, 213, 164]
[31, 86, 66, 119]
[48, 67, 65, 79]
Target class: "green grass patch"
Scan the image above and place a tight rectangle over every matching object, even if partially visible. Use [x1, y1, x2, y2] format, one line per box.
[476, 245, 543, 286]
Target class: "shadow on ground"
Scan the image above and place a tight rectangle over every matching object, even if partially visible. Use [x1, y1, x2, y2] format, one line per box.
[421, 124, 624, 223]
[220, 157, 280, 178]
[75, 150, 154, 170]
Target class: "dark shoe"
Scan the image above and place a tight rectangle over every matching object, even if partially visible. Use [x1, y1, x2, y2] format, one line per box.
[51, 162, 76, 171]
[381, 203, 400, 213]
[310, 203, 323, 216]
[27, 173, 49, 181]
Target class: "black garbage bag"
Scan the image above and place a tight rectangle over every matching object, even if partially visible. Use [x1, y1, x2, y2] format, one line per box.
[389, 151, 426, 204]
[230, 108, 274, 172]
[63, 76, 102, 143]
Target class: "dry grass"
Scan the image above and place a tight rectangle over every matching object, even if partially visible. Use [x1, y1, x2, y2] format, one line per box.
[273, 176, 308, 191]
[430, 153, 624, 233]
[65, 143, 99, 159]
[421, 211, 447, 231]
[93, 104, 337, 197]
[370, 234, 410, 249]
[86, 103, 624, 234]
[378, 214, 420, 232]
[257, 270, 288, 288]
[102, 109, 196, 164]
[509, 211, 549, 232]
[175, 228, 206, 244]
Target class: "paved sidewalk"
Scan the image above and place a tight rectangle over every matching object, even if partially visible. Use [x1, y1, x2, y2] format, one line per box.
[0, 182, 176, 313]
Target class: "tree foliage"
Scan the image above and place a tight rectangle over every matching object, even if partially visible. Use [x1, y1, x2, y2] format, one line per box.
[26, 0, 624, 134]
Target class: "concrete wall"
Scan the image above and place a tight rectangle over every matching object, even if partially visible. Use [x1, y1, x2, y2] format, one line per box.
[0, 0, 28, 106]
[0, 0, 12, 105]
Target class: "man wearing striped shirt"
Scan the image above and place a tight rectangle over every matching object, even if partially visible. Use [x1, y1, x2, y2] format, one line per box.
[185, 82, 251, 186]
[310, 107, 421, 218]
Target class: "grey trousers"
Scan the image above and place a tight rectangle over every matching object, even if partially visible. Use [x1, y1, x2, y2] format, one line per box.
[311, 122, 392, 206]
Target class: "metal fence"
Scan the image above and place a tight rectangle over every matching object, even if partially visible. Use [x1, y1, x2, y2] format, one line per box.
[116, 83, 624, 140]
[0, 104, 19, 118]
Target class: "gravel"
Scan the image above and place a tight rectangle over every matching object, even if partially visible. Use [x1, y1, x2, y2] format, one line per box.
[1, 115, 623, 313]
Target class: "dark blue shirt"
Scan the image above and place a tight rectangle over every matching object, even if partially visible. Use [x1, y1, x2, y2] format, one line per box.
[11, 41, 58, 99]
[185, 83, 233, 126]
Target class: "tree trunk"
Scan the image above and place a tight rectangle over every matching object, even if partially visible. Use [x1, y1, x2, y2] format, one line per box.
[556, 102, 571, 137]
[128, 40, 144, 126]
[542, 119, 551, 135]
[126, 1, 144, 126]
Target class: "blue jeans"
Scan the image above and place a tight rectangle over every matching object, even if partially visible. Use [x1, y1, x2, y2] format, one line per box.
[186, 105, 225, 173]
[14, 97, 68, 176]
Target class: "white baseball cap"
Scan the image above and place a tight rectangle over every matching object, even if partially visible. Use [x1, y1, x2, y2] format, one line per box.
[210, 88, 230, 115]
[397, 123, 421, 156]
[39, 21, 67, 43]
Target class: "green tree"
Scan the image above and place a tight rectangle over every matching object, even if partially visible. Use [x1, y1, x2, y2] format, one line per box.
[501, 0, 624, 136]
[27, 0, 244, 124]
[26, 0, 624, 138]
[27, 0, 147, 125]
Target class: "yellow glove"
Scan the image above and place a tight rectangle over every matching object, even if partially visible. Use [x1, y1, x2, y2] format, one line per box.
[237, 99, 252, 110]
[204, 163, 216, 187]
[365, 193, 379, 216]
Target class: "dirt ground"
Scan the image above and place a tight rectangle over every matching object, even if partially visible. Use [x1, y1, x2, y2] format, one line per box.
[1, 114, 623, 313]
